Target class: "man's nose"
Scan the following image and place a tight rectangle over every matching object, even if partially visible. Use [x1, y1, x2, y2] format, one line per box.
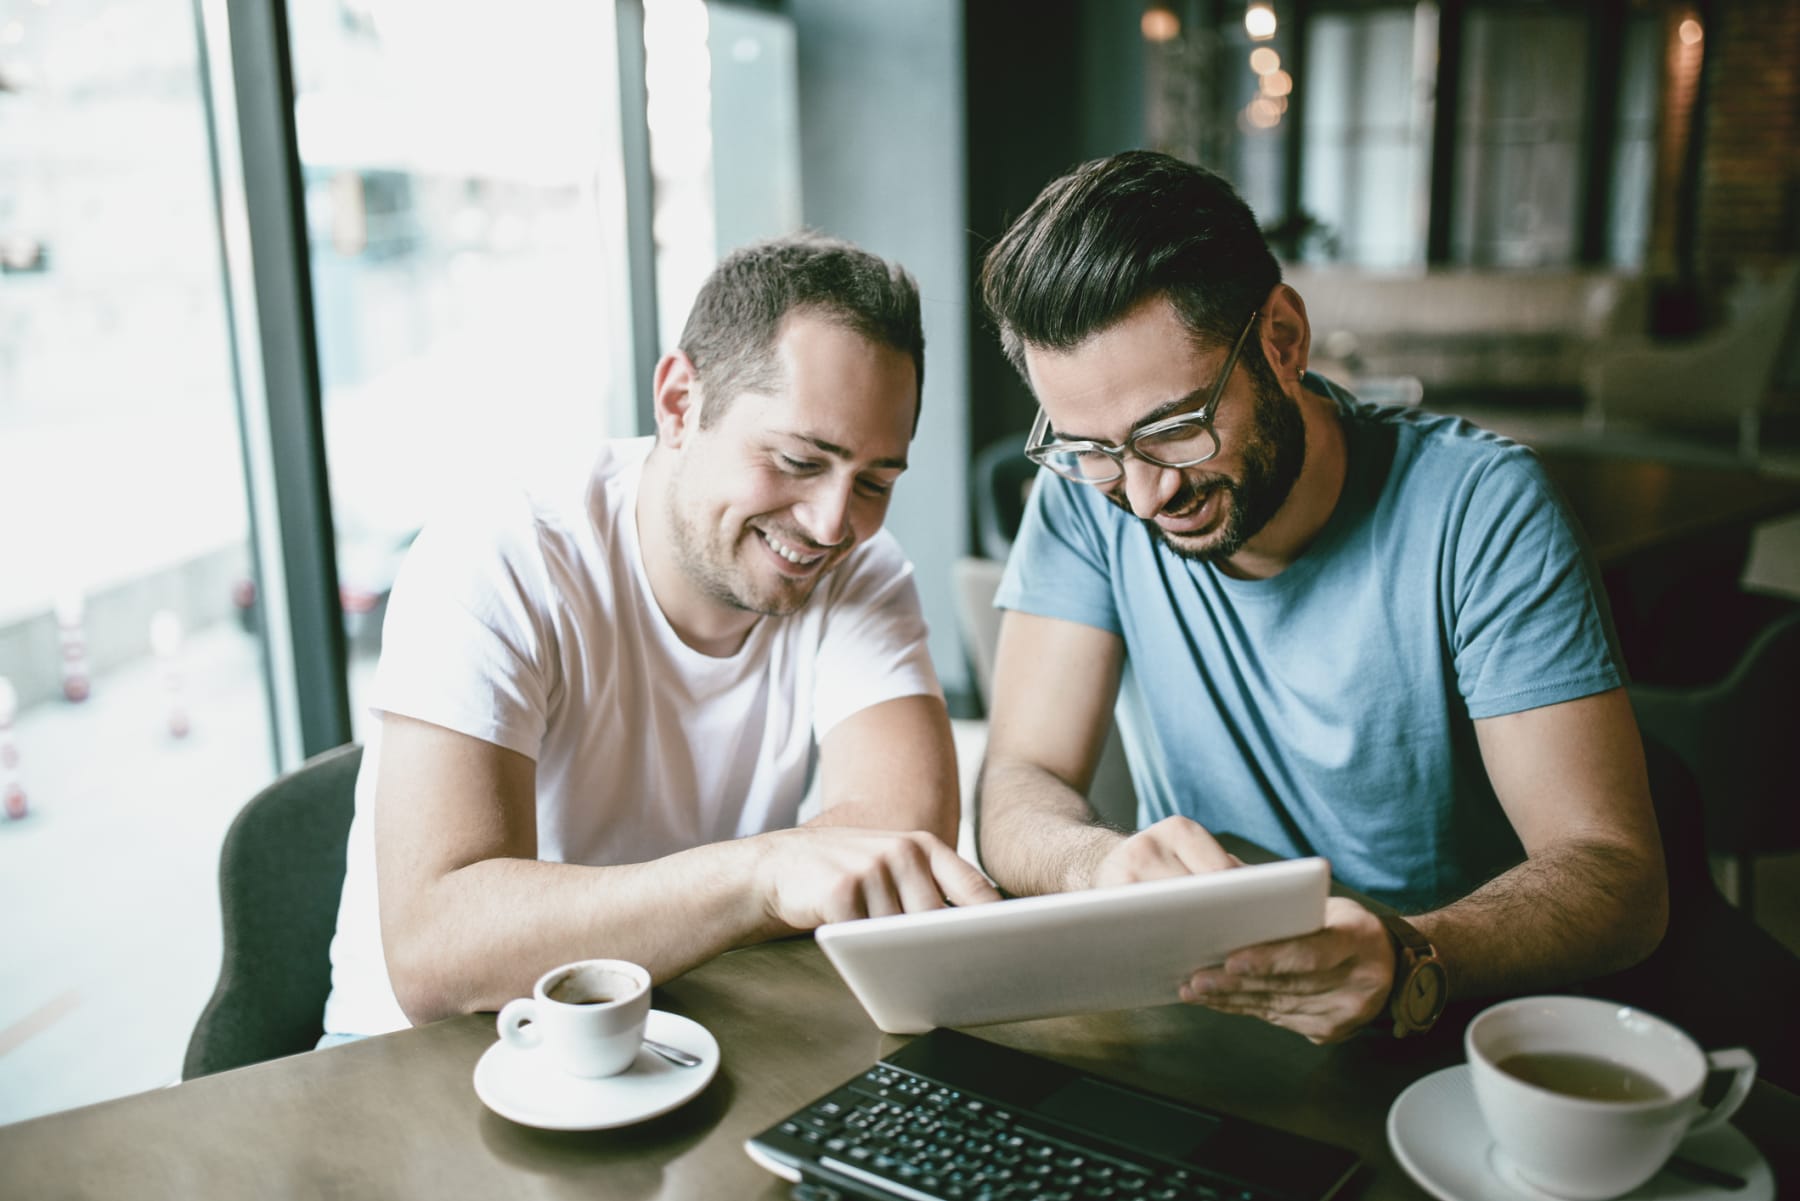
[1118, 455, 1180, 521]
[796, 476, 855, 547]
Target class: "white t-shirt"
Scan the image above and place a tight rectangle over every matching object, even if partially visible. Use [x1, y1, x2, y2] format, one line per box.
[322, 437, 940, 1036]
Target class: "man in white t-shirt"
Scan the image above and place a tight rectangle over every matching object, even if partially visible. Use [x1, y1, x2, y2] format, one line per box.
[322, 233, 999, 1037]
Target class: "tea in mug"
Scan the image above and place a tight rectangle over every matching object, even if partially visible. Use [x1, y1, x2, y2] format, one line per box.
[1495, 1052, 1669, 1102]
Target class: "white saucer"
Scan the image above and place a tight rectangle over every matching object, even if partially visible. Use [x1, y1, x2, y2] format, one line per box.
[1387, 1065, 1772, 1201]
[473, 1009, 719, 1130]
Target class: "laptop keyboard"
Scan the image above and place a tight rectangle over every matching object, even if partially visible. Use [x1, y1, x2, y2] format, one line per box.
[772, 1061, 1279, 1201]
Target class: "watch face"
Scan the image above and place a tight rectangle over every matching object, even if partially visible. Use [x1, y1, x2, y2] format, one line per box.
[1400, 959, 1449, 1026]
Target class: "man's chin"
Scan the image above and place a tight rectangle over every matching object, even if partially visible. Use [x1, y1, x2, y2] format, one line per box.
[1151, 526, 1234, 562]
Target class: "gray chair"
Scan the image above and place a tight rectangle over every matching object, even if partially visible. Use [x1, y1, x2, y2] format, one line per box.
[1582, 259, 1800, 458]
[183, 743, 361, 1079]
[1627, 606, 1800, 918]
[952, 556, 1137, 832]
[1591, 735, 1800, 1092]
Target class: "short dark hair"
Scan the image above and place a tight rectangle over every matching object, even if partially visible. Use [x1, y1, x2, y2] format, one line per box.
[678, 232, 926, 429]
[980, 151, 1280, 372]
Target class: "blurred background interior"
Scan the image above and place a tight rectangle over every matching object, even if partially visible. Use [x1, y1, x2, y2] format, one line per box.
[2, 0, 1798, 1125]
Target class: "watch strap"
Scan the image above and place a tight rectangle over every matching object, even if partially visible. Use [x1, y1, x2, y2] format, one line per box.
[1378, 912, 1445, 1038]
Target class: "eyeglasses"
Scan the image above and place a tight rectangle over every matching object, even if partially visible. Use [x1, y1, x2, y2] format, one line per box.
[1024, 311, 1259, 487]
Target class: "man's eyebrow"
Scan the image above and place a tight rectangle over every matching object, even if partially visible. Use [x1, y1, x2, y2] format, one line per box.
[788, 433, 908, 471]
[1054, 386, 1209, 444]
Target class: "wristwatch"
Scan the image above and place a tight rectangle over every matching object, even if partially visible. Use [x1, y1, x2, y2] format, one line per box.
[1379, 912, 1448, 1038]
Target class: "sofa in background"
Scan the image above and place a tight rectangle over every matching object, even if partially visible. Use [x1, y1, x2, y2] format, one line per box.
[1285, 265, 1647, 402]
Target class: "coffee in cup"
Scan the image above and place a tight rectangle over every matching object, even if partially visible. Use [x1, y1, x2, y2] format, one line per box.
[497, 959, 651, 1078]
[1465, 995, 1756, 1199]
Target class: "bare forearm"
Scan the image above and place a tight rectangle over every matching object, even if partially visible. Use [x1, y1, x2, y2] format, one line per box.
[1415, 838, 1667, 1001]
[384, 839, 781, 1024]
[805, 793, 959, 845]
[975, 756, 1123, 895]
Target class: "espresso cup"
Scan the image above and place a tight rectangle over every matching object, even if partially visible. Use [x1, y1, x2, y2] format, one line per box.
[1465, 996, 1756, 1200]
[497, 958, 652, 1078]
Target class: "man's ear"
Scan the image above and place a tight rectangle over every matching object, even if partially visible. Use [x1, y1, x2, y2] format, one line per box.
[1258, 284, 1311, 384]
[652, 351, 703, 447]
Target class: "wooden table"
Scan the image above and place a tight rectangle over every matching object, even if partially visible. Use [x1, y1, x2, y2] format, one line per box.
[1534, 448, 1800, 683]
[1534, 449, 1800, 571]
[0, 936, 1793, 1199]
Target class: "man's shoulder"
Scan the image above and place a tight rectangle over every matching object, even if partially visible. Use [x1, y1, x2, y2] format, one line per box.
[406, 439, 649, 610]
[1334, 389, 1546, 501]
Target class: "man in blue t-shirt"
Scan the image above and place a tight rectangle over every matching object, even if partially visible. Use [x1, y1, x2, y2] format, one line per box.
[975, 151, 1667, 1044]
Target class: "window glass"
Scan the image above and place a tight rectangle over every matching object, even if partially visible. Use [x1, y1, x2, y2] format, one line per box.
[643, 0, 801, 342]
[285, 0, 635, 739]
[1299, 6, 1430, 267]
[0, 0, 278, 1120]
[1451, 7, 1588, 266]
[1608, 14, 1660, 269]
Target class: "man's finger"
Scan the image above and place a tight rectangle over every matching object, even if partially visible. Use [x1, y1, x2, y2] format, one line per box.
[1164, 822, 1237, 875]
[892, 845, 953, 913]
[860, 868, 904, 919]
[928, 839, 1003, 906]
[1224, 929, 1346, 977]
[1185, 966, 1344, 998]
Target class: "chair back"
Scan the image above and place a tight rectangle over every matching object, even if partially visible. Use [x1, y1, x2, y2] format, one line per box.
[1590, 732, 1800, 1091]
[1629, 606, 1800, 859]
[183, 743, 361, 1079]
[971, 433, 1036, 562]
[951, 555, 1138, 831]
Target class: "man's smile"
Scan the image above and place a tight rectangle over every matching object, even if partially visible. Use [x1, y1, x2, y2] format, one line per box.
[757, 527, 831, 572]
[1155, 484, 1225, 535]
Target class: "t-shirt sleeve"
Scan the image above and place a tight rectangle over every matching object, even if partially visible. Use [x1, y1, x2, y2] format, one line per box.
[367, 494, 557, 760]
[1448, 449, 1624, 719]
[811, 530, 942, 740]
[993, 468, 1122, 634]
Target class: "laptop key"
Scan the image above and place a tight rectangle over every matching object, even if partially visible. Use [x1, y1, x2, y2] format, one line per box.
[750, 1031, 1360, 1201]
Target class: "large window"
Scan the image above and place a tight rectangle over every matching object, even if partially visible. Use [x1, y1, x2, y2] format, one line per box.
[284, 0, 637, 738]
[1451, 7, 1588, 267]
[1299, 5, 1432, 267]
[0, 0, 279, 1120]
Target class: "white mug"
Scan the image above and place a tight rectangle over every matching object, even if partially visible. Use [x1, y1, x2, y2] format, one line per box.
[1466, 995, 1756, 1200]
[497, 958, 652, 1078]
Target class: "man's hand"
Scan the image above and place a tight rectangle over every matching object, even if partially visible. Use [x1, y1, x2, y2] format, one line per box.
[1090, 815, 1242, 888]
[754, 827, 1002, 929]
[1178, 897, 1394, 1043]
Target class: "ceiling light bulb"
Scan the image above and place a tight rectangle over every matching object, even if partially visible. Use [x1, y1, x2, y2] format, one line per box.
[1142, 6, 1181, 43]
[1245, 3, 1277, 41]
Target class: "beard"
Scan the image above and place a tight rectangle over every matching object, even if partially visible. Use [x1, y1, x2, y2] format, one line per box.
[662, 470, 832, 620]
[1136, 371, 1308, 563]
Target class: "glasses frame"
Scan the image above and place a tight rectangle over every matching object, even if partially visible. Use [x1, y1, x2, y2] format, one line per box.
[1024, 311, 1260, 487]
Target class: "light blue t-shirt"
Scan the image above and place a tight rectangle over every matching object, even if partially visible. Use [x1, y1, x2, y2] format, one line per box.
[995, 377, 1624, 912]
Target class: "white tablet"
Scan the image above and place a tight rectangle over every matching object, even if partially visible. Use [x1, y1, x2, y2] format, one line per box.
[815, 857, 1330, 1034]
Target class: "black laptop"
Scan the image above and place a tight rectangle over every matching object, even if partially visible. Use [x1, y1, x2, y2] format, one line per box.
[745, 1028, 1360, 1201]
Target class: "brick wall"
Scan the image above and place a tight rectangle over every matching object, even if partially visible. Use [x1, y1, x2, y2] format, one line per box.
[1698, 0, 1800, 269]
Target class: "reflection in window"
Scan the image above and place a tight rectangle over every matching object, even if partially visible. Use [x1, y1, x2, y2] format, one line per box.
[0, 0, 278, 1121]
[1451, 7, 1587, 267]
[1608, 14, 1659, 269]
[1299, 5, 1432, 268]
[285, 0, 635, 738]
[643, 0, 800, 338]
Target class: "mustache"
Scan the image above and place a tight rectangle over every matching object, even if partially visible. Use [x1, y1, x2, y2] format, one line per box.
[759, 525, 848, 554]
[1104, 470, 1232, 517]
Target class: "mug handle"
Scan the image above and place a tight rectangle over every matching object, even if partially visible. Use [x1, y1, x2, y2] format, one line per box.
[1687, 1047, 1757, 1136]
[497, 998, 542, 1050]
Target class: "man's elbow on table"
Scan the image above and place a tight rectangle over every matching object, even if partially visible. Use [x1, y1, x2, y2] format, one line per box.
[1619, 850, 1671, 968]
[1582, 839, 1670, 977]
[381, 898, 486, 1028]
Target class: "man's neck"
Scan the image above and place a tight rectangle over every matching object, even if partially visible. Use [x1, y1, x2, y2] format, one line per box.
[1218, 385, 1348, 581]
